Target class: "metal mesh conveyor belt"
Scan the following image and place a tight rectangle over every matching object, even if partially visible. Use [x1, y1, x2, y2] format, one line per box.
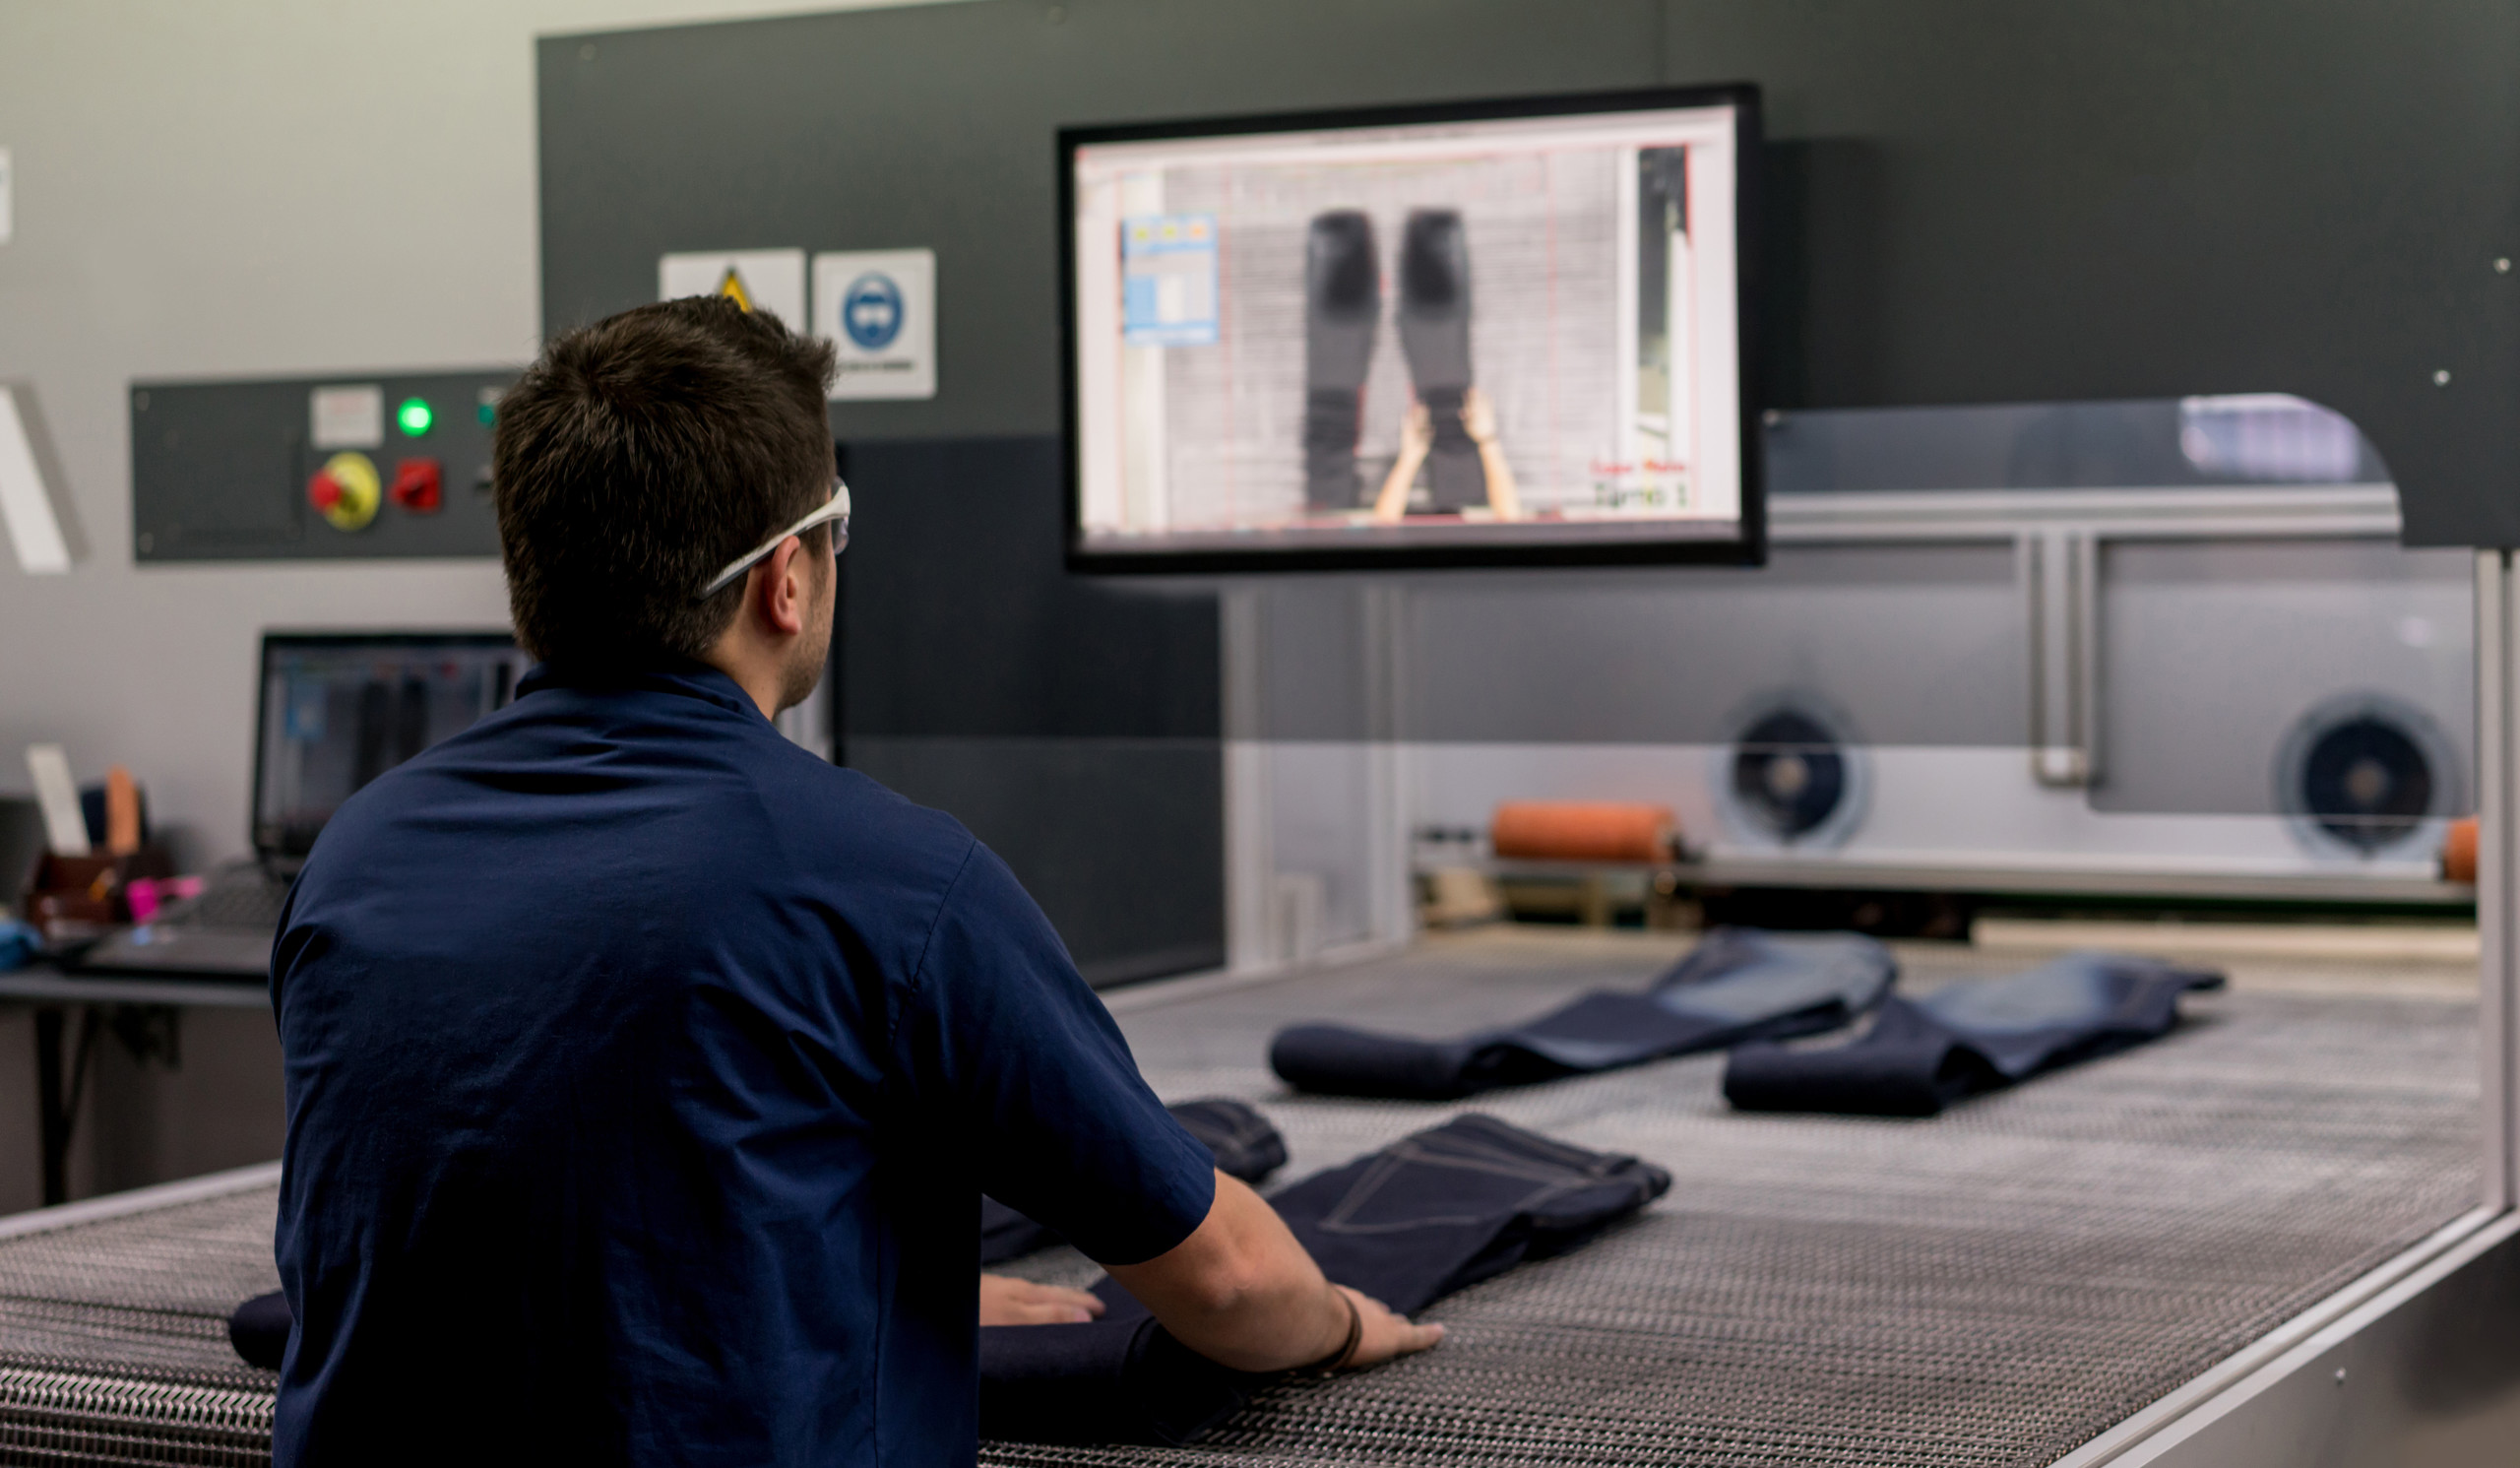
[0, 1180, 277, 1464]
[0, 930, 2480, 1467]
[987, 931, 2483, 1468]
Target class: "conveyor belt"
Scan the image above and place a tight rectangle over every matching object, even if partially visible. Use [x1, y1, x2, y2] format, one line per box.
[0, 930, 2480, 1467]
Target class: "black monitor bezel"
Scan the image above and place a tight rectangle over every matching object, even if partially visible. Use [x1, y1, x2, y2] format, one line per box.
[1058, 83, 1765, 575]
[248, 629, 522, 861]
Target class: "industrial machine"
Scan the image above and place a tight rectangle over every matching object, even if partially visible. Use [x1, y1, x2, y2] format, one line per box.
[1395, 395, 2472, 909]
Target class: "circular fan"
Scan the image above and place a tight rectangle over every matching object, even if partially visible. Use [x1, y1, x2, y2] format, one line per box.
[2277, 696, 2457, 856]
[1729, 707, 1850, 842]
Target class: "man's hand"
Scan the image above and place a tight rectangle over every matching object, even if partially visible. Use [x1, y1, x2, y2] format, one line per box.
[1337, 1284, 1446, 1369]
[980, 1274, 1106, 1326]
[1105, 1172, 1446, 1373]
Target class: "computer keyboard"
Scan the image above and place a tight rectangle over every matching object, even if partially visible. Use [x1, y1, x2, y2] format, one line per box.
[181, 872, 291, 933]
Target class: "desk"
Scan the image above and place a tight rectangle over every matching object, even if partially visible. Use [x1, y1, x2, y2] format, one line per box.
[0, 965, 267, 1206]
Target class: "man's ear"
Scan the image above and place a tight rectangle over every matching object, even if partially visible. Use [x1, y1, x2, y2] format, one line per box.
[756, 536, 808, 637]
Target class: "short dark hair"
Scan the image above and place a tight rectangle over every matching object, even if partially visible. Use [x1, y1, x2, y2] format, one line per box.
[492, 297, 837, 669]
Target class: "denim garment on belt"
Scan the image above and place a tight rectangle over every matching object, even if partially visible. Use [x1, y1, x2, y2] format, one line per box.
[1724, 951, 2226, 1117]
[977, 1113, 1670, 1447]
[980, 1099, 1289, 1265]
[1269, 927, 1897, 1100]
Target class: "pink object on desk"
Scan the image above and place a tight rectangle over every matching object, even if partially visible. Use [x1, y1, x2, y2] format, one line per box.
[124, 875, 205, 925]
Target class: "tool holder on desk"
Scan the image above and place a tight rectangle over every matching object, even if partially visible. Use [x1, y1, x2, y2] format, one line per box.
[21, 848, 175, 948]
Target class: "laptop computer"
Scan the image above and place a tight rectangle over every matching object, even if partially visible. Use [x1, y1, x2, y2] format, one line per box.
[77, 631, 531, 980]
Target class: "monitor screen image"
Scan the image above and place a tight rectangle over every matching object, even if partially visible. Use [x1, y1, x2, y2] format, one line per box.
[253, 633, 531, 857]
[1064, 86, 1761, 571]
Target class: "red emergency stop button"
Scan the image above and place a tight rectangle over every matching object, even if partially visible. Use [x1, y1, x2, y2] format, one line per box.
[391, 457, 443, 514]
[307, 452, 380, 531]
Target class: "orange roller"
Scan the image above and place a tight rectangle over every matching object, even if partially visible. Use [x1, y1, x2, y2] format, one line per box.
[1490, 801, 1678, 862]
[2442, 815, 2479, 883]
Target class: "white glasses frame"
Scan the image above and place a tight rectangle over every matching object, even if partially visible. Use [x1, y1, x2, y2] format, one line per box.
[695, 479, 851, 601]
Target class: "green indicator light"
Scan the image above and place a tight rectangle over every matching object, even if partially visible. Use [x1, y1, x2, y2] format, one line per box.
[396, 398, 434, 436]
[476, 401, 496, 427]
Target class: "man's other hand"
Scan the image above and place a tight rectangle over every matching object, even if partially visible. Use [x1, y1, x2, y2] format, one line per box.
[980, 1275, 1107, 1326]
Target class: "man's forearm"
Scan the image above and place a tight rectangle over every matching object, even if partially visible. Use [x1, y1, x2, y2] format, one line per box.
[1105, 1173, 1354, 1372]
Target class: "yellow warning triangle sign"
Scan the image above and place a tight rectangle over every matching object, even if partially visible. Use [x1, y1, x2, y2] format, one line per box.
[716, 267, 754, 312]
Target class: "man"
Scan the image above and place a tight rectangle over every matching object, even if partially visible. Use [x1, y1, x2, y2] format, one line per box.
[270, 298, 1439, 1465]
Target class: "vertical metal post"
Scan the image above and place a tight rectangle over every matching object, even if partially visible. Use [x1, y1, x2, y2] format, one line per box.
[1221, 584, 1277, 973]
[34, 1006, 67, 1207]
[2477, 550, 2518, 1211]
[1361, 581, 1416, 949]
[2027, 528, 2102, 787]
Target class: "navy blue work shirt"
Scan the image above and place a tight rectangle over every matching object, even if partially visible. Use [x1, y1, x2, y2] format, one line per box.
[270, 663, 1216, 1466]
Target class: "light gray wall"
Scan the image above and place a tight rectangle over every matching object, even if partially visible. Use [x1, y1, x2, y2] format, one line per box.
[0, 0, 948, 1207]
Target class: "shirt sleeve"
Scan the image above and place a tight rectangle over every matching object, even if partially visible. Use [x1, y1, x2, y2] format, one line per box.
[896, 841, 1216, 1266]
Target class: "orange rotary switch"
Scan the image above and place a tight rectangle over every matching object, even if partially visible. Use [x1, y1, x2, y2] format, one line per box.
[308, 452, 381, 532]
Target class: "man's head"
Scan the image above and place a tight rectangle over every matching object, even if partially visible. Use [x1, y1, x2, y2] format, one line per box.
[492, 298, 838, 709]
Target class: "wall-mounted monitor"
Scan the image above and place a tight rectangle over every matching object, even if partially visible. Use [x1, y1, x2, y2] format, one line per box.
[1063, 85, 1761, 573]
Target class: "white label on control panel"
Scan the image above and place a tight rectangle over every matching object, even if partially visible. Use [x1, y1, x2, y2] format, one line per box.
[0, 148, 13, 245]
[813, 248, 936, 401]
[660, 249, 807, 327]
[310, 384, 383, 450]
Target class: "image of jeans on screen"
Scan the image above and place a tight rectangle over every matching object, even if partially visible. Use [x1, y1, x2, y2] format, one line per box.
[1271, 926, 1897, 1100]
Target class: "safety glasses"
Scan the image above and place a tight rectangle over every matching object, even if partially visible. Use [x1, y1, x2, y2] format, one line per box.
[695, 479, 851, 600]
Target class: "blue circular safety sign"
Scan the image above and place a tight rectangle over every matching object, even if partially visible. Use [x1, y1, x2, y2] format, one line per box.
[842, 273, 905, 351]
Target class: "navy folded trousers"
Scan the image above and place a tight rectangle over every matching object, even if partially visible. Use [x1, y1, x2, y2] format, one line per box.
[981, 1098, 1286, 1264]
[1270, 927, 1896, 1100]
[977, 1113, 1671, 1446]
[1724, 950, 2226, 1117]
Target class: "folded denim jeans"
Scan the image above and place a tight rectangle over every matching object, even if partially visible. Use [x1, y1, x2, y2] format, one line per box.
[978, 1113, 1670, 1446]
[981, 1098, 1287, 1264]
[1723, 951, 2226, 1117]
[1270, 928, 1897, 1100]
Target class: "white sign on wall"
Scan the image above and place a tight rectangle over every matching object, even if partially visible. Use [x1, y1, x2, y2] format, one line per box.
[659, 248, 807, 327]
[0, 148, 14, 245]
[812, 248, 936, 401]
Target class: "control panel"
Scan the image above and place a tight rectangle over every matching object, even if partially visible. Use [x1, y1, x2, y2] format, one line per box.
[130, 368, 515, 561]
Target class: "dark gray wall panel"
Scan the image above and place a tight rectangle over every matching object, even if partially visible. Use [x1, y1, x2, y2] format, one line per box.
[837, 433, 1220, 984]
[539, 0, 1663, 444]
[1659, 0, 2520, 545]
[846, 735, 1224, 987]
[841, 435, 1217, 739]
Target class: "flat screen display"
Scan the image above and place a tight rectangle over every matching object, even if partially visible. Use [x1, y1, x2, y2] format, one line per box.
[253, 632, 531, 857]
[1063, 86, 1761, 571]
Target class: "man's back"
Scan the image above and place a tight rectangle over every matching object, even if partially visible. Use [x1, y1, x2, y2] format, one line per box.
[271, 664, 1210, 1465]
